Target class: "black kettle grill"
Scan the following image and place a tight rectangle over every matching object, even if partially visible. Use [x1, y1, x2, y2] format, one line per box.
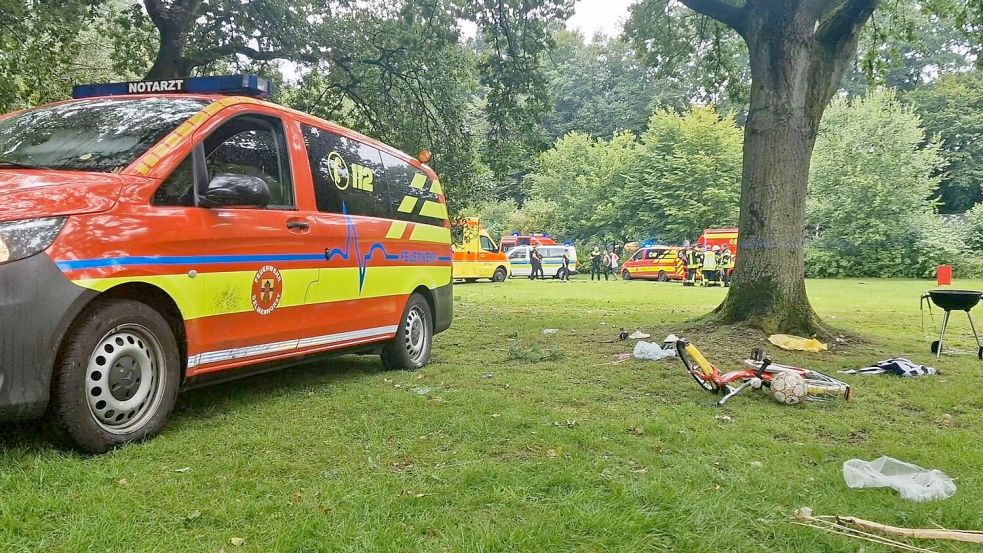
[921, 289, 983, 359]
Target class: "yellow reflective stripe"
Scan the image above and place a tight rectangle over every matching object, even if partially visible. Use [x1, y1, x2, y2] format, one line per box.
[386, 221, 408, 239]
[397, 196, 418, 213]
[419, 201, 448, 220]
[410, 173, 427, 190]
[72, 266, 450, 320]
[409, 224, 451, 244]
[429, 179, 443, 195]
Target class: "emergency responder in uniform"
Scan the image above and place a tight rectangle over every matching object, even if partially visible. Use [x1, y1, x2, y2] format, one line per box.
[702, 245, 720, 286]
[720, 245, 733, 287]
[683, 245, 700, 286]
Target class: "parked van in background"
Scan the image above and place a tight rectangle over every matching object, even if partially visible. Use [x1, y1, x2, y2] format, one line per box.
[507, 245, 578, 278]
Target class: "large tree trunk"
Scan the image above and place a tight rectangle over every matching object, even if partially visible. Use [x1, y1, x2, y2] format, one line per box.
[715, 10, 858, 335]
[144, 30, 186, 80]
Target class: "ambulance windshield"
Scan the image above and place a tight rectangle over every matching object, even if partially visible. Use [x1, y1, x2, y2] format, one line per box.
[0, 97, 209, 173]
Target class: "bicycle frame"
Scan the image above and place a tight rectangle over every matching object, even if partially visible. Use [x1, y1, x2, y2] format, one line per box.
[674, 338, 852, 405]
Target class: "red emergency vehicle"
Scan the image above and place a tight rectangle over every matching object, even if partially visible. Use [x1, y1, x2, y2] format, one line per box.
[499, 233, 557, 252]
[0, 75, 452, 452]
[696, 228, 739, 277]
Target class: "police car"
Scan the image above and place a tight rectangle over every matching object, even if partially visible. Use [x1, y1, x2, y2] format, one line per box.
[0, 75, 453, 452]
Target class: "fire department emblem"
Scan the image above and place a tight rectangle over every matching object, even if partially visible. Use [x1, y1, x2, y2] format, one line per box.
[251, 265, 283, 315]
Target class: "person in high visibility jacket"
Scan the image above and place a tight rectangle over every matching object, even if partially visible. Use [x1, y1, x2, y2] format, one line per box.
[683, 245, 700, 285]
[720, 245, 733, 287]
[702, 245, 719, 286]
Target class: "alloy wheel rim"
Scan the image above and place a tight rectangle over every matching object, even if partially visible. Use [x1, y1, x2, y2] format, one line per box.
[404, 306, 429, 364]
[84, 324, 166, 435]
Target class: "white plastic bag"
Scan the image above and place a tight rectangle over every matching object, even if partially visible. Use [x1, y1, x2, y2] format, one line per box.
[632, 341, 676, 361]
[842, 456, 956, 502]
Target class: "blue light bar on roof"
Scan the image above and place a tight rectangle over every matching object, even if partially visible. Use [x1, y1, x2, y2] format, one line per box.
[72, 74, 272, 100]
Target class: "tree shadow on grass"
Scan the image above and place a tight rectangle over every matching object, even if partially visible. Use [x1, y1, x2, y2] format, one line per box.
[0, 353, 385, 456]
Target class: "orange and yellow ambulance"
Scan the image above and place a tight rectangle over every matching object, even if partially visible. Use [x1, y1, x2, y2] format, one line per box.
[452, 218, 511, 282]
[0, 75, 452, 452]
[620, 246, 685, 282]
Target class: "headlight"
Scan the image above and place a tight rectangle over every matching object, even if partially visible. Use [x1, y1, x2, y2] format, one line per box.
[0, 217, 67, 264]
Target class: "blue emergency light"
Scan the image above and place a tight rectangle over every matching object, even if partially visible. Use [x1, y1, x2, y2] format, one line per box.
[72, 74, 272, 100]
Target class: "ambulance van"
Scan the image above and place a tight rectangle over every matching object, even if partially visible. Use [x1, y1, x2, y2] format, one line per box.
[452, 218, 511, 282]
[0, 75, 452, 452]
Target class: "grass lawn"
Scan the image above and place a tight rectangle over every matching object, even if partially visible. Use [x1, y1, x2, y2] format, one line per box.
[3, 277, 983, 552]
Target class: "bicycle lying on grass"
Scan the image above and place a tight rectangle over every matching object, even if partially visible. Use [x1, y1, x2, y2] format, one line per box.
[672, 337, 853, 406]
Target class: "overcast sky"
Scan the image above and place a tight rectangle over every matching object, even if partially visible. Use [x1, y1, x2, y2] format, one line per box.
[567, 0, 636, 39]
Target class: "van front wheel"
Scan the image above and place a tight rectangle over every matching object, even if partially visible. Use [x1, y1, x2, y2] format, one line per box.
[492, 267, 507, 282]
[382, 294, 433, 370]
[47, 299, 180, 454]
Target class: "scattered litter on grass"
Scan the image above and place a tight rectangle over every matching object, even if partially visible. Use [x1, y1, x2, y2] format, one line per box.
[117, 478, 129, 487]
[628, 331, 651, 339]
[627, 426, 644, 435]
[843, 456, 956, 501]
[839, 359, 938, 377]
[411, 386, 433, 395]
[186, 510, 201, 522]
[750, 460, 763, 468]
[769, 334, 828, 352]
[633, 341, 676, 361]
[715, 414, 733, 423]
[174, 467, 191, 473]
[553, 420, 577, 428]
[491, 413, 501, 418]
[482, 372, 494, 379]
[229, 537, 246, 547]
[546, 448, 559, 458]
[618, 329, 629, 340]
[836, 517, 983, 545]
[542, 328, 558, 335]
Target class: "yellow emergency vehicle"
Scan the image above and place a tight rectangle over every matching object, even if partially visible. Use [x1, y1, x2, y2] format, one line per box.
[452, 218, 511, 282]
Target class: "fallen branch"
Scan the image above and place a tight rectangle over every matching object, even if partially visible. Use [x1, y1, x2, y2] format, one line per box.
[835, 516, 983, 544]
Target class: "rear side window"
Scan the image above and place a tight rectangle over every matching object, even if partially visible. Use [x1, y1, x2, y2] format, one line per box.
[379, 151, 445, 226]
[508, 249, 526, 260]
[302, 124, 390, 218]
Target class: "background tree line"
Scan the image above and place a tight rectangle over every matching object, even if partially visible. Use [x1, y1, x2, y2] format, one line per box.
[1, 0, 983, 324]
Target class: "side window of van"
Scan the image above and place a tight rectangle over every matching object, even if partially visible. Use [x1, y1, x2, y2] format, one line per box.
[479, 235, 496, 252]
[301, 124, 390, 218]
[154, 115, 293, 208]
[379, 150, 444, 226]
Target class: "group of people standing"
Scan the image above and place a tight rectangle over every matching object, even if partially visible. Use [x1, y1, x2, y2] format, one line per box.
[589, 247, 620, 281]
[527, 245, 574, 281]
[678, 243, 733, 286]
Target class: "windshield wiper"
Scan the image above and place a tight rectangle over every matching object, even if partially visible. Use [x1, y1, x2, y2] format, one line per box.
[0, 158, 46, 170]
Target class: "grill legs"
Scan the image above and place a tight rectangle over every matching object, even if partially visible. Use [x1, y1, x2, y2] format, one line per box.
[934, 310, 983, 359]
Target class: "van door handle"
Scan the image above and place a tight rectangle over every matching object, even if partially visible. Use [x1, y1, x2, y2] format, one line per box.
[286, 220, 310, 231]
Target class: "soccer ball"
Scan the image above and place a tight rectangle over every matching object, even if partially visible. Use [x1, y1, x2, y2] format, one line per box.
[770, 372, 808, 405]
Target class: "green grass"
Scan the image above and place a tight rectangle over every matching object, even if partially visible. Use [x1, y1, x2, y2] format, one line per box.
[3, 277, 983, 552]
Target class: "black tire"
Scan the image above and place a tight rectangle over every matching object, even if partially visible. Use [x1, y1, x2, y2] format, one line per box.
[622, 270, 631, 281]
[658, 271, 667, 282]
[492, 267, 507, 282]
[47, 299, 181, 454]
[382, 293, 433, 371]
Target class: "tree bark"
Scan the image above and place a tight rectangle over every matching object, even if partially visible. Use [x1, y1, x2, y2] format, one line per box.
[715, 3, 869, 335]
[144, 29, 188, 80]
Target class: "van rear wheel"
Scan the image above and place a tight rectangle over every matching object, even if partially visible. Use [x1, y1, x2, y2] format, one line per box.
[658, 271, 668, 282]
[382, 294, 433, 370]
[47, 299, 180, 453]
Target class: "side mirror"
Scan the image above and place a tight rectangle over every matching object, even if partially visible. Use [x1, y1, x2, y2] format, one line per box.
[199, 173, 271, 208]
